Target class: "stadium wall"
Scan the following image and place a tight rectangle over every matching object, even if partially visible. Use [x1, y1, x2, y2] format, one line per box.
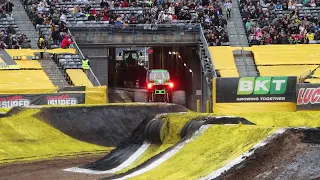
[0, 86, 107, 108]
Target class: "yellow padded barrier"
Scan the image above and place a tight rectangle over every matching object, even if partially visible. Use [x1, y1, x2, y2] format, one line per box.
[258, 65, 318, 76]
[66, 69, 93, 87]
[85, 86, 107, 104]
[0, 70, 54, 90]
[15, 61, 42, 69]
[219, 69, 239, 77]
[251, 45, 320, 65]
[312, 68, 320, 77]
[208, 47, 237, 70]
[6, 49, 76, 58]
[305, 78, 320, 83]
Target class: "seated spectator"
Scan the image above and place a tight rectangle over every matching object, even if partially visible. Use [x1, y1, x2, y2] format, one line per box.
[249, 36, 260, 46]
[61, 35, 73, 49]
[275, 2, 283, 10]
[0, 41, 6, 49]
[306, 31, 315, 41]
[20, 39, 31, 49]
[88, 12, 96, 21]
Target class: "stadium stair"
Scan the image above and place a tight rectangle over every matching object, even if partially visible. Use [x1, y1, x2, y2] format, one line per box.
[12, 0, 39, 48]
[233, 50, 259, 77]
[38, 55, 69, 87]
[223, 0, 249, 47]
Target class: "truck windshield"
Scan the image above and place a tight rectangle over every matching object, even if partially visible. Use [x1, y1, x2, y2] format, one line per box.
[149, 71, 170, 81]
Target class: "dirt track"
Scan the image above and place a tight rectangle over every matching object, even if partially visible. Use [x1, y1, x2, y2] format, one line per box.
[0, 155, 111, 180]
[218, 129, 320, 180]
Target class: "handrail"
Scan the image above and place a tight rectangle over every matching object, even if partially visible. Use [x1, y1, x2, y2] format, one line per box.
[68, 29, 101, 86]
[199, 24, 216, 78]
[299, 65, 320, 83]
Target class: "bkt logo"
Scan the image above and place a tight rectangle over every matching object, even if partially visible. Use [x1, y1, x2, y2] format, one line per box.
[237, 77, 288, 95]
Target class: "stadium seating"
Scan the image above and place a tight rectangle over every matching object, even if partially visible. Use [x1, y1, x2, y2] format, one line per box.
[25, 0, 229, 47]
[66, 69, 93, 87]
[54, 54, 82, 70]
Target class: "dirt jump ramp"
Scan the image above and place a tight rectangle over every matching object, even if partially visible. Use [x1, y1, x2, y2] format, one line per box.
[36, 104, 188, 147]
[216, 128, 320, 180]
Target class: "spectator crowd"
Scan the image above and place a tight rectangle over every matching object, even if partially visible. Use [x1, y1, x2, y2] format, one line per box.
[24, 0, 230, 47]
[0, 1, 32, 49]
[240, 0, 320, 45]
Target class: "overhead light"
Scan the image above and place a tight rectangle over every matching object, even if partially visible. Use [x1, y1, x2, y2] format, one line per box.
[172, 52, 176, 54]
[189, 69, 192, 73]
[169, 51, 172, 54]
[184, 63, 186, 67]
[178, 55, 181, 58]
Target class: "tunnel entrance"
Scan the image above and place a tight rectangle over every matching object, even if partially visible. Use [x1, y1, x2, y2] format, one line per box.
[109, 46, 197, 92]
[79, 45, 201, 111]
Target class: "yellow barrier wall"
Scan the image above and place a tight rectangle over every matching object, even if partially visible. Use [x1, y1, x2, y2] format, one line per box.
[66, 69, 94, 87]
[85, 86, 108, 104]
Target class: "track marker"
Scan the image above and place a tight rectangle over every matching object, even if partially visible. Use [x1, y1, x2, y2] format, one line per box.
[63, 142, 151, 174]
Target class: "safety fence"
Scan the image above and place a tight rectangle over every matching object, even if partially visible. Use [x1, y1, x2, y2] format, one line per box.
[212, 76, 320, 113]
[0, 86, 107, 108]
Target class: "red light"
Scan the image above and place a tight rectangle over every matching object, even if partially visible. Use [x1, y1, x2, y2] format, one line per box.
[169, 82, 174, 88]
[147, 83, 153, 89]
[148, 49, 153, 53]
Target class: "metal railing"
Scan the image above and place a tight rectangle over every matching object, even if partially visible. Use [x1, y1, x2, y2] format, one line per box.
[68, 29, 102, 86]
[299, 65, 320, 83]
[199, 25, 217, 80]
[198, 24, 216, 113]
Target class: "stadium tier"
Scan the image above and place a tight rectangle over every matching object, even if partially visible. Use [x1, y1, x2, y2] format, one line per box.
[66, 69, 93, 87]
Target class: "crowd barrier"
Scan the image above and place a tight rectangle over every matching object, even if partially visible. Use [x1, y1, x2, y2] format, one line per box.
[0, 86, 107, 108]
[212, 76, 298, 113]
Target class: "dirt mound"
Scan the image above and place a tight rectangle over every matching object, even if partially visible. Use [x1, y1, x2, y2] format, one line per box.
[36, 104, 188, 147]
[218, 128, 320, 180]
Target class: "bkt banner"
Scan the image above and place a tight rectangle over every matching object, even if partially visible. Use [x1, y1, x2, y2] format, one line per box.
[296, 83, 320, 110]
[215, 76, 297, 103]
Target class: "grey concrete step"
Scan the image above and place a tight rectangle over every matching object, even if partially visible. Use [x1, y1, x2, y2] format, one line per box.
[12, 0, 39, 48]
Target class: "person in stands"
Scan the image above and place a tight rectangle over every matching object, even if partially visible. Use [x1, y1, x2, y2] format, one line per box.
[82, 56, 90, 76]
[61, 35, 73, 48]
[37, 36, 46, 49]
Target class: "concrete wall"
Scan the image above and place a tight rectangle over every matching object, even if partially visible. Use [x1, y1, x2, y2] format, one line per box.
[70, 30, 199, 46]
[80, 46, 109, 85]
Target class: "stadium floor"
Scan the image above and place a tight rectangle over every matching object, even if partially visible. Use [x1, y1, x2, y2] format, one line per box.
[1, 105, 320, 180]
[0, 154, 111, 180]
